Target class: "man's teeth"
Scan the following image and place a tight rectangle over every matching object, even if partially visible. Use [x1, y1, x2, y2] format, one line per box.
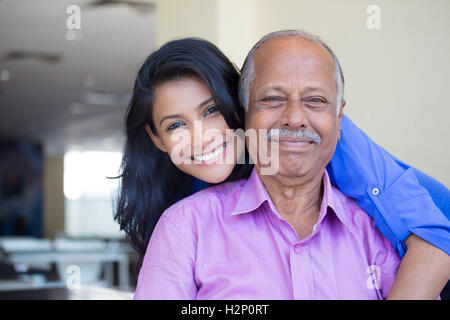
[193, 144, 225, 162]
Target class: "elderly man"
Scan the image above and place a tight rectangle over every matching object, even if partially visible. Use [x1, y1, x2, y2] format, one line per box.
[134, 30, 408, 299]
[242, 30, 355, 246]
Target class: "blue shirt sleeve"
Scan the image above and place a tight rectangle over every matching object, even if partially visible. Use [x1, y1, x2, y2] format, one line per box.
[327, 114, 450, 258]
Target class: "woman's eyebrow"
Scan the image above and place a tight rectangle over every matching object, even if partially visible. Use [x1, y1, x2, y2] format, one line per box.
[159, 114, 182, 126]
[159, 97, 215, 126]
[196, 97, 214, 109]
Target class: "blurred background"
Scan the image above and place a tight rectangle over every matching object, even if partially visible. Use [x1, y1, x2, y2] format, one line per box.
[0, 0, 448, 299]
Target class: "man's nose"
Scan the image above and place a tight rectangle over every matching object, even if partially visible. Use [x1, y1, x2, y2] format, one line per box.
[280, 99, 308, 129]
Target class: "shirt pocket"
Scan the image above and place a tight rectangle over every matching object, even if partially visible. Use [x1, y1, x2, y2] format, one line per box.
[196, 255, 289, 299]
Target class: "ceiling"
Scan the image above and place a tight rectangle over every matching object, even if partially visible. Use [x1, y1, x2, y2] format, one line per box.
[0, 0, 157, 155]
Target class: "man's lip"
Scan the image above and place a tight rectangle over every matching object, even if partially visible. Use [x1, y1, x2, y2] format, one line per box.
[277, 138, 315, 152]
[276, 137, 314, 143]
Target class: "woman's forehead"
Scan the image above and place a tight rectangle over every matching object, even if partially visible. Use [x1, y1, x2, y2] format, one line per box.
[153, 77, 212, 113]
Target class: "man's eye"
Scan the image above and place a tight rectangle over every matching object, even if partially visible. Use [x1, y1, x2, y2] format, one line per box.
[166, 122, 184, 131]
[262, 96, 283, 102]
[308, 97, 326, 103]
[204, 105, 219, 116]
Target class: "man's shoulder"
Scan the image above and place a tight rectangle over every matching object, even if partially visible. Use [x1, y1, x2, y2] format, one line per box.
[330, 184, 396, 252]
[329, 184, 380, 235]
[162, 178, 247, 220]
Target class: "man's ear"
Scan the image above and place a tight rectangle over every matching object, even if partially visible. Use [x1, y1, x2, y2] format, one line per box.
[144, 124, 168, 153]
[337, 99, 346, 141]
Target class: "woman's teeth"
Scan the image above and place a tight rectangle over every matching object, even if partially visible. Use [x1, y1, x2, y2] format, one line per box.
[193, 143, 226, 162]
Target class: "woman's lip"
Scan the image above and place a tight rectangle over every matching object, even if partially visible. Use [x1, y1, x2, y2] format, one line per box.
[191, 142, 228, 158]
[192, 142, 228, 166]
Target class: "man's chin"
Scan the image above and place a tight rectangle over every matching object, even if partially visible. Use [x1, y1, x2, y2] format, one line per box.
[280, 152, 322, 172]
[272, 162, 311, 178]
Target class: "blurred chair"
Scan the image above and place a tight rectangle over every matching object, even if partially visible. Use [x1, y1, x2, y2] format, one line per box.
[0, 236, 131, 291]
[0, 236, 57, 290]
[53, 238, 106, 287]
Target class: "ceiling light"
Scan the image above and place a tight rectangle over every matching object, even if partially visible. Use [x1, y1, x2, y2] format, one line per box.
[0, 69, 10, 82]
[82, 91, 131, 106]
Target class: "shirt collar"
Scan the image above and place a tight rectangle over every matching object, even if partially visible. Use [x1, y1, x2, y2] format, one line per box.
[231, 167, 358, 235]
[316, 170, 359, 235]
[231, 168, 270, 216]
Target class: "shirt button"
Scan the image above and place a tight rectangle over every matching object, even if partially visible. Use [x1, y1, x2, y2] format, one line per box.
[294, 244, 302, 254]
[372, 188, 380, 196]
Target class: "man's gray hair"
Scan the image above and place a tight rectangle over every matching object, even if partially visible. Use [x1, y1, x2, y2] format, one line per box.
[238, 30, 345, 114]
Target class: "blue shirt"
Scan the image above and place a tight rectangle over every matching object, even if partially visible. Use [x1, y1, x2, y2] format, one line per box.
[193, 115, 450, 258]
[327, 115, 450, 257]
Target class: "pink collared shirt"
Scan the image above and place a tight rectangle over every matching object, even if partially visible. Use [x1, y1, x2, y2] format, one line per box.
[134, 168, 401, 300]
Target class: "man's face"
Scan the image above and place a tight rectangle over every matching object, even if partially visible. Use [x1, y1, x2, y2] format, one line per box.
[245, 37, 344, 181]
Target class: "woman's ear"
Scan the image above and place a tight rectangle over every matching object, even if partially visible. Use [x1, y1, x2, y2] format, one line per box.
[145, 124, 168, 153]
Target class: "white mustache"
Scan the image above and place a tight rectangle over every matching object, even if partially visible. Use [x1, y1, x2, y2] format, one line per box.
[267, 128, 322, 144]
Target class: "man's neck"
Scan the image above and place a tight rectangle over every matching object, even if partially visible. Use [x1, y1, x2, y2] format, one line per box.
[258, 169, 324, 239]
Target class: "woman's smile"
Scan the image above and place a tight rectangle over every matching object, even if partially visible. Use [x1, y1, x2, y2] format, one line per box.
[192, 141, 228, 165]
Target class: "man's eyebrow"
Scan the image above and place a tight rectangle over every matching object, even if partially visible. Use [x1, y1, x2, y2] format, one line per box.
[257, 86, 328, 95]
[258, 86, 285, 93]
[303, 86, 327, 93]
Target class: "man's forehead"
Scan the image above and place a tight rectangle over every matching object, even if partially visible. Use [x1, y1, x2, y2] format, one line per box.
[254, 36, 335, 72]
[251, 37, 336, 92]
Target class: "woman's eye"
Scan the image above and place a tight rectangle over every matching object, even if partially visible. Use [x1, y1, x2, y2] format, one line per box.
[204, 105, 219, 116]
[166, 122, 184, 131]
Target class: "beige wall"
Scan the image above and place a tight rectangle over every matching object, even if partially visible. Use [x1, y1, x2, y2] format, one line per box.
[156, 0, 217, 45]
[156, 0, 258, 65]
[156, 0, 450, 186]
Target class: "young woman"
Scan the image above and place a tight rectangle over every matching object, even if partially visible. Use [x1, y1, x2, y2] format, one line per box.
[115, 38, 450, 299]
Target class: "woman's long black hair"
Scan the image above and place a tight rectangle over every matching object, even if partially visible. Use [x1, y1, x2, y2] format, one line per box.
[114, 38, 253, 266]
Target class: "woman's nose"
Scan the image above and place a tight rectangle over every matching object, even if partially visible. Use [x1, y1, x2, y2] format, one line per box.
[191, 120, 205, 155]
[191, 121, 224, 154]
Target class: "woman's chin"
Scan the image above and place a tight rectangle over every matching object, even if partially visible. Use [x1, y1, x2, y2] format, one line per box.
[185, 163, 236, 184]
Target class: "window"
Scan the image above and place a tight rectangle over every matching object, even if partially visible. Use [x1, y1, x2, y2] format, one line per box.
[64, 151, 123, 238]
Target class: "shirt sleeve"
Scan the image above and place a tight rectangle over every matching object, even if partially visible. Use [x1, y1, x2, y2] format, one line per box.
[133, 214, 197, 300]
[327, 114, 450, 257]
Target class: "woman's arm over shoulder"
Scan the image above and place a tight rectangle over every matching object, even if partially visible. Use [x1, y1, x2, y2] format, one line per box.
[386, 234, 449, 300]
[327, 114, 450, 257]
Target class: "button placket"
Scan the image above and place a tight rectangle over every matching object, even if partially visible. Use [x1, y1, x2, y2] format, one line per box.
[290, 245, 313, 299]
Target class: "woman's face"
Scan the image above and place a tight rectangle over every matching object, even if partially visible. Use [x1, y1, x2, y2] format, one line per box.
[146, 76, 242, 183]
